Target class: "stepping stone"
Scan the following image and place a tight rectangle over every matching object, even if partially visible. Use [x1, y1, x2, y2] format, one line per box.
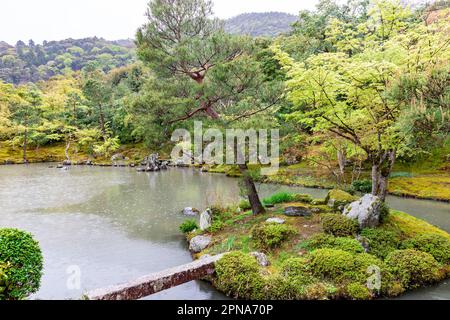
[284, 206, 312, 217]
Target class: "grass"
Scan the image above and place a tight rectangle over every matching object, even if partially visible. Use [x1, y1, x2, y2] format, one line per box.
[388, 175, 450, 202]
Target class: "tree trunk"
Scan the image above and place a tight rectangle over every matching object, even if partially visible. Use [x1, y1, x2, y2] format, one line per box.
[23, 128, 28, 164]
[337, 149, 346, 184]
[371, 150, 396, 202]
[238, 163, 265, 215]
[65, 140, 71, 162]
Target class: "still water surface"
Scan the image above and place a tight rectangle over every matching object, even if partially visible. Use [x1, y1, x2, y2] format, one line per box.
[0, 164, 448, 300]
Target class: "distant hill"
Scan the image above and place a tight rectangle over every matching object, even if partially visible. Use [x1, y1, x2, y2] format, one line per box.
[0, 37, 135, 84]
[225, 12, 297, 37]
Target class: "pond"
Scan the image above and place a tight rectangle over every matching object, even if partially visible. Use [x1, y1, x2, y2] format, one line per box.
[0, 164, 448, 300]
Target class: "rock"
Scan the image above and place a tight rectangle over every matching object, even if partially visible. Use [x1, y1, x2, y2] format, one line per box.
[56, 164, 64, 169]
[356, 235, 370, 253]
[250, 252, 270, 267]
[343, 194, 382, 229]
[266, 217, 285, 224]
[4, 160, 15, 165]
[62, 160, 72, 166]
[129, 163, 136, 168]
[200, 209, 212, 231]
[284, 206, 312, 217]
[182, 207, 199, 216]
[325, 189, 357, 212]
[136, 167, 146, 172]
[189, 236, 212, 253]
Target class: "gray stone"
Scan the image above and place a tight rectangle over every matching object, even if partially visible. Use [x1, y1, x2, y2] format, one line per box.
[200, 209, 212, 231]
[284, 206, 312, 217]
[266, 217, 285, 224]
[343, 194, 382, 228]
[182, 207, 199, 216]
[189, 235, 212, 253]
[250, 252, 270, 267]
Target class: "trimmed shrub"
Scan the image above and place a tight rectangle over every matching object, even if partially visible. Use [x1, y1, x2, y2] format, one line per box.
[252, 223, 296, 250]
[385, 249, 444, 289]
[0, 262, 10, 299]
[292, 194, 313, 203]
[401, 234, 450, 264]
[0, 228, 43, 300]
[352, 180, 372, 193]
[346, 283, 372, 300]
[321, 214, 359, 237]
[214, 251, 265, 299]
[263, 192, 294, 205]
[263, 275, 306, 300]
[280, 258, 316, 284]
[309, 249, 355, 279]
[179, 219, 198, 233]
[360, 229, 401, 259]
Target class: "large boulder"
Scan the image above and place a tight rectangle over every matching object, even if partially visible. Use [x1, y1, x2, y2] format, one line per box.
[189, 235, 212, 253]
[266, 217, 285, 224]
[325, 189, 357, 212]
[343, 194, 382, 229]
[200, 209, 212, 231]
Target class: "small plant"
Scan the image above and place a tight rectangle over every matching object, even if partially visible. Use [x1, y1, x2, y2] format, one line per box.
[251, 223, 297, 250]
[179, 219, 198, 233]
[385, 249, 444, 289]
[238, 199, 251, 210]
[0, 228, 43, 300]
[401, 234, 450, 264]
[321, 214, 359, 237]
[352, 180, 372, 193]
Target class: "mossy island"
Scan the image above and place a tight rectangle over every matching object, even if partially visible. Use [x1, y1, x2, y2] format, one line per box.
[182, 190, 450, 300]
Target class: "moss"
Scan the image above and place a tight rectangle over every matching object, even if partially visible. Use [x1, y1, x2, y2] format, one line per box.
[321, 214, 359, 237]
[252, 223, 297, 250]
[389, 175, 450, 202]
[385, 249, 445, 289]
[214, 251, 265, 299]
[302, 233, 364, 254]
[346, 283, 372, 300]
[381, 210, 450, 241]
[325, 189, 357, 211]
[360, 228, 401, 259]
[263, 275, 306, 300]
[401, 234, 450, 264]
[309, 249, 356, 279]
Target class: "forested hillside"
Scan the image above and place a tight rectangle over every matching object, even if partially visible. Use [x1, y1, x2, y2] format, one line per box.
[0, 38, 135, 84]
[225, 12, 297, 37]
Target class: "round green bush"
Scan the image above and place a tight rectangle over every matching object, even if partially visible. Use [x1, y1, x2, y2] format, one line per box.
[385, 249, 444, 289]
[401, 234, 450, 264]
[309, 249, 355, 280]
[179, 219, 198, 233]
[280, 257, 317, 285]
[360, 228, 401, 259]
[252, 223, 296, 250]
[321, 214, 359, 237]
[0, 228, 43, 300]
[214, 251, 264, 299]
[352, 180, 372, 193]
[346, 282, 372, 300]
[263, 275, 306, 300]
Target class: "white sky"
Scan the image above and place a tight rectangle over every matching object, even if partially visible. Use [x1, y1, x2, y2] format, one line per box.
[0, 0, 319, 44]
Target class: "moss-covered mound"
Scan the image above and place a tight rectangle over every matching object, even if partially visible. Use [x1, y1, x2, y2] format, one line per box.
[183, 191, 450, 300]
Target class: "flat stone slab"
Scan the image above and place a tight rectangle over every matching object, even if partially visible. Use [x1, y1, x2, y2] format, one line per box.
[266, 217, 285, 224]
[284, 206, 312, 217]
[86, 254, 225, 300]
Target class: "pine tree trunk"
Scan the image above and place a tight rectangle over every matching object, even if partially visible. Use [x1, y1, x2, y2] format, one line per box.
[238, 163, 265, 215]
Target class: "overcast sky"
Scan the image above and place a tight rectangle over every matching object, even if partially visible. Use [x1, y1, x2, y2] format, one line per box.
[0, 0, 319, 44]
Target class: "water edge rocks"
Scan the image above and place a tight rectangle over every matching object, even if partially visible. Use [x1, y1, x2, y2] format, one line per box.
[189, 235, 212, 253]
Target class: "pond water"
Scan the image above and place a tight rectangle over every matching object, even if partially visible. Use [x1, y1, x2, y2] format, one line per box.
[0, 164, 448, 300]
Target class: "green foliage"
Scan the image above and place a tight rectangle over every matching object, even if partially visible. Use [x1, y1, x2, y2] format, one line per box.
[225, 12, 297, 37]
[346, 283, 371, 300]
[0, 228, 43, 300]
[385, 249, 444, 289]
[262, 192, 295, 205]
[321, 213, 359, 237]
[214, 251, 265, 299]
[352, 180, 372, 193]
[401, 234, 450, 264]
[238, 199, 251, 210]
[325, 189, 356, 210]
[360, 228, 400, 259]
[179, 219, 198, 233]
[251, 223, 297, 250]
